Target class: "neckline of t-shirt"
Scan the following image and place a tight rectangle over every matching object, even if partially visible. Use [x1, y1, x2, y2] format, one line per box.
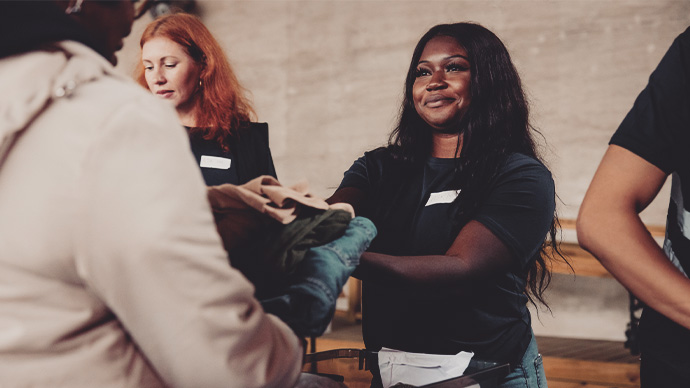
[426, 156, 459, 166]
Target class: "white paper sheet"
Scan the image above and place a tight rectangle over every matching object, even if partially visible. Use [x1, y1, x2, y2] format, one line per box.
[378, 347, 474, 388]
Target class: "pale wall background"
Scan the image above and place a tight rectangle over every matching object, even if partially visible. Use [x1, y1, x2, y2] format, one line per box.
[117, 0, 690, 341]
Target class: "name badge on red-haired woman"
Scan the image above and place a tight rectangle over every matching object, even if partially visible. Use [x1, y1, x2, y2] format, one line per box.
[200, 155, 231, 169]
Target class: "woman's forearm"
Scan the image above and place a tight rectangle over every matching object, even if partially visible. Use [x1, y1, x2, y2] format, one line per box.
[579, 205, 690, 329]
[578, 145, 690, 330]
[356, 220, 515, 291]
[356, 251, 471, 288]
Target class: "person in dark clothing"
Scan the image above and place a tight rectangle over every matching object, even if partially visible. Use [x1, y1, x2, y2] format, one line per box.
[578, 27, 690, 387]
[136, 12, 276, 185]
[328, 22, 567, 387]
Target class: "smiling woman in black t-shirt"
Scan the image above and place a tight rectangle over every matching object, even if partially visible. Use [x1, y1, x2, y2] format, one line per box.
[329, 23, 567, 388]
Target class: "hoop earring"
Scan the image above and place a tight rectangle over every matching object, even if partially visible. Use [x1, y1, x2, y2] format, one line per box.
[65, 0, 84, 14]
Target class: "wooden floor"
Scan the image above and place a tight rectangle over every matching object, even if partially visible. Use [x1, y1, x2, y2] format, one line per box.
[309, 313, 641, 388]
[539, 336, 640, 388]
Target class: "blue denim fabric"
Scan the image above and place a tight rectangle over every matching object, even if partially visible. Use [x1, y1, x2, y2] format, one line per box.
[261, 217, 377, 337]
[499, 331, 547, 388]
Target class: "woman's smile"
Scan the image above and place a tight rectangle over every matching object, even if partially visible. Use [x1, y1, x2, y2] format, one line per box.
[413, 35, 471, 131]
[424, 94, 455, 108]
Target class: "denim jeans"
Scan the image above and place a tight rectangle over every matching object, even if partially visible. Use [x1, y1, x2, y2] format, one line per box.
[261, 216, 377, 337]
[499, 332, 547, 388]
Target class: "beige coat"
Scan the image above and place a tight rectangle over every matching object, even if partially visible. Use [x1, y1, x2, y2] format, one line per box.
[0, 41, 302, 388]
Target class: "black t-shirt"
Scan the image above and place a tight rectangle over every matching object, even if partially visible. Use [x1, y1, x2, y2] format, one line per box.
[188, 130, 240, 186]
[609, 27, 690, 376]
[186, 122, 277, 186]
[338, 148, 555, 366]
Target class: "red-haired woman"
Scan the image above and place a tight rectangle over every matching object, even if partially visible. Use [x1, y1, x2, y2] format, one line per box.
[137, 13, 276, 186]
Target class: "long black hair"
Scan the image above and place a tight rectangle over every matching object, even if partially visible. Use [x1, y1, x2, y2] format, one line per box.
[389, 22, 567, 308]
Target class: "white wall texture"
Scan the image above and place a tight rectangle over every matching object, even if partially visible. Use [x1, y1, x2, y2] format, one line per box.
[117, 0, 690, 341]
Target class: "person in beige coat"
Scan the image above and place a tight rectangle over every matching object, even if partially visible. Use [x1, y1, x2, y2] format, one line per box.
[0, 1, 307, 387]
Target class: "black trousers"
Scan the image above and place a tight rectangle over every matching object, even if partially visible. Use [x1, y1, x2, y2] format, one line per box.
[641, 352, 689, 388]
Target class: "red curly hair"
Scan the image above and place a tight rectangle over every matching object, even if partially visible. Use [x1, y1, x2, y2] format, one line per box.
[135, 13, 255, 151]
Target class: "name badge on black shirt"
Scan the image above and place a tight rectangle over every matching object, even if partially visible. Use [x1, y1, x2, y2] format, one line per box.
[200, 155, 231, 169]
[425, 189, 461, 206]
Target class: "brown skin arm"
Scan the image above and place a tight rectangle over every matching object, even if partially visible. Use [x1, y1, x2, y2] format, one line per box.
[326, 186, 367, 215]
[577, 145, 690, 329]
[357, 220, 513, 289]
[327, 187, 514, 291]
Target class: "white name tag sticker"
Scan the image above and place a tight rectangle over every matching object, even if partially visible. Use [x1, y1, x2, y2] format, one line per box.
[425, 189, 461, 206]
[200, 155, 231, 170]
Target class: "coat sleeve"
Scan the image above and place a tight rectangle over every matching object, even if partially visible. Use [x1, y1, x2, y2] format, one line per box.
[73, 95, 302, 388]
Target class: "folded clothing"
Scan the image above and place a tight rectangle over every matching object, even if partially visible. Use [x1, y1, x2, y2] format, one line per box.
[207, 176, 375, 337]
[234, 208, 354, 300]
[261, 216, 377, 337]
